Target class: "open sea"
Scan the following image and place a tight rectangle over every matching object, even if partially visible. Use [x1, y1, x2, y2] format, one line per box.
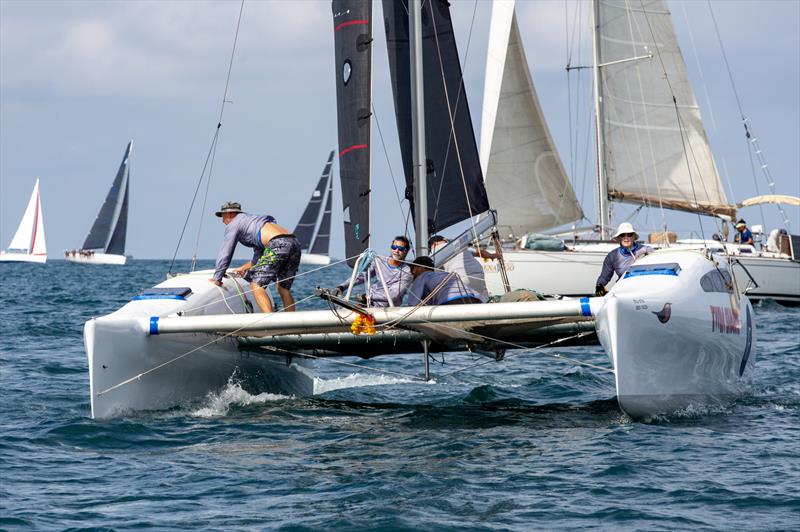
[1, 259, 798, 530]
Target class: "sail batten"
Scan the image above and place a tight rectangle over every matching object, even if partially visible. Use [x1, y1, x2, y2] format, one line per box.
[597, 0, 733, 214]
[82, 142, 132, 253]
[481, 1, 583, 238]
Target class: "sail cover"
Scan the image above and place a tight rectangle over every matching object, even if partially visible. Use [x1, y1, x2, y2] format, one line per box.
[82, 141, 132, 252]
[597, 0, 735, 217]
[8, 178, 45, 255]
[333, 0, 372, 265]
[294, 151, 334, 252]
[480, 2, 583, 238]
[383, 0, 490, 235]
[310, 171, 334, 256]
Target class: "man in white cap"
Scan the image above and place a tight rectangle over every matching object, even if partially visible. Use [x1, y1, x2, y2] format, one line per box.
[734, 219, 754, 246]
[594, 222, 653, 296]
[209, 201, 301, 313]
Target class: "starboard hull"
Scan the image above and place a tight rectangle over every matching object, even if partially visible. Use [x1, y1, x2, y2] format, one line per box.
[66, 252, 127, 265]
[0, 252, 46, 263]
[594, 250, 756, 419]
[85, 270, 313, 419]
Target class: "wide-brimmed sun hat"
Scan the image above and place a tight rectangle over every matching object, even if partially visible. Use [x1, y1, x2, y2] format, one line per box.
[612, 222, 638, 241]
[215, 201, 243, 217]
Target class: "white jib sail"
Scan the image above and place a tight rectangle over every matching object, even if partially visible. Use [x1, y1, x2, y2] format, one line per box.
[7, 178, 46, 255]
[597, 0, 733, 216]
[480, 0, 583, 238]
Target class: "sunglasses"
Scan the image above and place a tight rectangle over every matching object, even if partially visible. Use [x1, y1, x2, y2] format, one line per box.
[390, 244, 408, 252]
[620, 233, 635, 238]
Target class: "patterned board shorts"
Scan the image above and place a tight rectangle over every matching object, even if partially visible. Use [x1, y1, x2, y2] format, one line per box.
[244, 235, 301, 289]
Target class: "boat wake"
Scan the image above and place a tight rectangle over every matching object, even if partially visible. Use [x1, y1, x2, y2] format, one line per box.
[313, 373, 418, 395]
[191, 382, 291, 418]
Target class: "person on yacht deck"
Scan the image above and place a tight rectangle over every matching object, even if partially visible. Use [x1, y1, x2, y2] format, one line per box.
[406, 256, 482, 306]
[594, 222, 653, 296]
[332, 236, 413, 307]
[209, 201, 301, 313]
[734, 219, 754, 246]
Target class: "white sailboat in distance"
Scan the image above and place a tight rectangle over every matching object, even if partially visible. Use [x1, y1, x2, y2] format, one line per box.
[0, 178, 47, 264]
[294, 151, 335, 265]
[66, 141, 132, 265]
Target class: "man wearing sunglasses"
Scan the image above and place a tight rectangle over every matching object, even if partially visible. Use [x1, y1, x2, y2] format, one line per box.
[332, 236, 413, 307]
[594, 222, 653, 296]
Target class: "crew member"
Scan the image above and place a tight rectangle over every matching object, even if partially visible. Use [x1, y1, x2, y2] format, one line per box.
[428, 235, 498, 302]
[595, 222, 653, 296]
[734, 219, 754, 246]
[406, 256, 481, 306]
[209, 201, 301, 313]
[333, 236, 413, 307]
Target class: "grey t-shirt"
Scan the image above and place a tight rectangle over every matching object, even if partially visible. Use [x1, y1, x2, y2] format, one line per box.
[405, 270, 480, 306]
[213, 213, 275, 281]
[338, 258, 413, 307]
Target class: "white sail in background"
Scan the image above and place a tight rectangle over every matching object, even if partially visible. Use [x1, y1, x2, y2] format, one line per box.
[480, 0, 583, 239]
[2, 178, 46, 262]
[597, 0, 735, 217]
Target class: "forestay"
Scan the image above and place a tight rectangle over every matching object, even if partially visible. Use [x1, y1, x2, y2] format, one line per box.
[480, 1, 583, 238]
[597, 0, 735, 217]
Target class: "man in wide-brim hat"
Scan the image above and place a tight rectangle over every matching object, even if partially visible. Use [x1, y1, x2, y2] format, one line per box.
[209, 201, 301, 313]
[594, 222, 653, 296]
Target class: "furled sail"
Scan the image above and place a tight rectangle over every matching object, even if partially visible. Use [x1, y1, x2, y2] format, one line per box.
[597, 0, 735, 218]
[7, 178, 46, 255]
[383, 0, 490, 235]
[294, 151, 335, 253]
[310, 171, 333, 256]
[480, 1, 583, 238]
[82, 141, 132, 252]
[333, 0, 372, 265]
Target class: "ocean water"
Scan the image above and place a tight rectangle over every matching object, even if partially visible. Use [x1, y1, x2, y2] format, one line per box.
[1, 259, 798, 530]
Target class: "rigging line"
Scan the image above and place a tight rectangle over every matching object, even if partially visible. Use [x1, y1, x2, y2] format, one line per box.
[95, 291, 320, 398]
[371, 103, 409, 223]
[167, 0, 246, 276]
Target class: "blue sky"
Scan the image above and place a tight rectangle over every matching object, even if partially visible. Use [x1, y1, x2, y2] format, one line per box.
[1, 0, 798, 260]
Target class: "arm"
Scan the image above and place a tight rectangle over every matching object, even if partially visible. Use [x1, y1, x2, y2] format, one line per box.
[211, 225, 239, 282]
[595, 252, 615, 289]
[473, 248, 499, 260]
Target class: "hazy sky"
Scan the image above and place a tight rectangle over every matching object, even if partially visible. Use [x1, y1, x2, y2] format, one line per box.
[1, 0, 798, 260]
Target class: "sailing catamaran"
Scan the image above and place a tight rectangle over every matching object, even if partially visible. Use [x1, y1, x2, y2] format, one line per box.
[65, 141, 132, 265]
[479, 0, 800, 306]
[84, 0, 757, 421]
[294, 151, 335, 265]
[0, 178, 46, 264]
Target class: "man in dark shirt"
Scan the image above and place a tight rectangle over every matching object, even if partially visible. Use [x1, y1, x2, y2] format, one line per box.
[209, 201, 301, 313]
[734, 219, 754, 246]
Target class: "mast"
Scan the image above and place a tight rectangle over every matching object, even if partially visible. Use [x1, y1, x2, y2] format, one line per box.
[591, 0, 610, 239]
[410, 0, 428, 257]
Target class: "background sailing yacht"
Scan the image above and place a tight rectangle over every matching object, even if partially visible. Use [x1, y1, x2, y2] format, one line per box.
[478, 0, 800, 306]
[65, 141, 132, 266]
[294, 151, 335, 265]
[0, 178, 46, 264]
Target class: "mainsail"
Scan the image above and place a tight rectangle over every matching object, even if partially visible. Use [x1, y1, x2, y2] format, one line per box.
[333, 0, 372, 265]
[82, 141, 132, 253]
[7, 178, 46, 256]
[294, 151, 335, 255]
[383, 0, 490, 235]
[597, 0, 735, 218]
[480, 1, 583, 238]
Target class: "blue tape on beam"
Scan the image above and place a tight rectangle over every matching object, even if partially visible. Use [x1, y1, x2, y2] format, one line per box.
[580, 297, 591, 317]
[149, 316, 159, 335]
[623, 269, 679, 279]
[133, 295, 186, 301]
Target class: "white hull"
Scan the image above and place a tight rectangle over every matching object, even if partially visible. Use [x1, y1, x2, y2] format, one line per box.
[86, 270, 313, 419]
[300, 253, 331, 266]
[484, 243, 800, 305]
[594, 250, 756, 419]
[66, 252, 127, 265]
[0, 252, 46, 263]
